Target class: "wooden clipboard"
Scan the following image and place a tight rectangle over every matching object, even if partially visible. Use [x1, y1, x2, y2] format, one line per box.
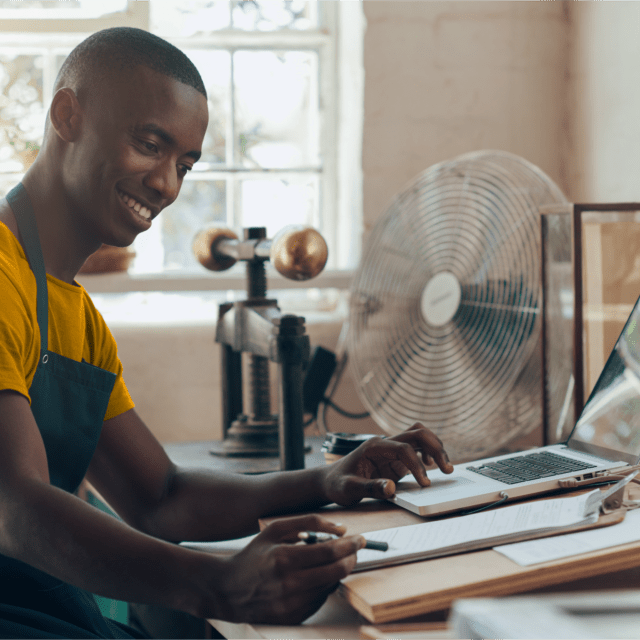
[260, 484, 637, 624]
[340, 506, 628, 623]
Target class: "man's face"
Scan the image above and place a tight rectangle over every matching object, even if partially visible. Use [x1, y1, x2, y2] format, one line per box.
[63, 65, 208, 248]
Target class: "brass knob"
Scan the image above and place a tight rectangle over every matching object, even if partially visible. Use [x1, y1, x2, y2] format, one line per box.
[193, 227, 239, 271]
[271, 226, 328, 281]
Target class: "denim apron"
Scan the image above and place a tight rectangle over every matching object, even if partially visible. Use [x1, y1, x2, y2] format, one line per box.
[0, 184, 140, 639]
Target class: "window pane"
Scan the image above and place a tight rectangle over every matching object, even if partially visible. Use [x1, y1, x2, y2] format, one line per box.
[239, 176, 318, 236]
[132, 179, 227, 274]
[55, 53, 66, 79]
[0, 175, 21, 198]
[231, 0, 317, 31]
[0, 53, 44, 173]
[184, 50, 230, 165]
[0, 0, 79, 7]
[150, 0, 231, 37]
[235, 50, 319, 168]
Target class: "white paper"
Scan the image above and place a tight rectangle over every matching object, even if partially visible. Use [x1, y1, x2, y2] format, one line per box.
[355, 491, 599, 571]
[494, 508, 640, 566]
[451, 598, 609, 640]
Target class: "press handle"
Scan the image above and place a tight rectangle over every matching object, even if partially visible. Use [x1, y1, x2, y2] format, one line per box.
[193, 225, 328, 281]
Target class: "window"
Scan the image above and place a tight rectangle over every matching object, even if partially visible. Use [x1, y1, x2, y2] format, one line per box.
[0, 0, 363, 289]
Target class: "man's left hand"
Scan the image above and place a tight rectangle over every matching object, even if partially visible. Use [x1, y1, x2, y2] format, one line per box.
[321, 423, 454, 506]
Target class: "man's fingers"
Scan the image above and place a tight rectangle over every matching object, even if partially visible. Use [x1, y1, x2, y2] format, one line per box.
[365, 438, 431, 486]
[392, 423, 454, 474]
[261, 514, 347, 543]
[292, 548, 359, 590]
[344, 475, 397, 500]
[270, 534, 363, 574]
[227, 524, 360, 625]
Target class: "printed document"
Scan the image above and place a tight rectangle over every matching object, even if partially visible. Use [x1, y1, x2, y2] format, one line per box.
[355, 490, 601, 571]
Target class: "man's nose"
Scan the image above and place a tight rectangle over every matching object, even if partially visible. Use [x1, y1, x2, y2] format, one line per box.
[144, 158, 179, 202]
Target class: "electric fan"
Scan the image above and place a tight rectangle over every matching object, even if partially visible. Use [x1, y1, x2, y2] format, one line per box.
[348, 150, 568, 462]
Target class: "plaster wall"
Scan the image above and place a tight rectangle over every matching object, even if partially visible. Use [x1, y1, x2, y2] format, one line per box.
[362, 0, 572, 233]
[570, 2, 640, 202]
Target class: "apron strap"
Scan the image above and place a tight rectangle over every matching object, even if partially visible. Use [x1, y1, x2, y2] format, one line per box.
[6, 183, 48, 355]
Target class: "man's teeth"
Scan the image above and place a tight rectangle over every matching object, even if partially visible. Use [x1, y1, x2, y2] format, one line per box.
[119, 191, 152, 220]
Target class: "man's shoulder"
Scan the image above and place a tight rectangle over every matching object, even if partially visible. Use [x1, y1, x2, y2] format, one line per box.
[77, 287, 119, 350]
[78, 286, 106, 323]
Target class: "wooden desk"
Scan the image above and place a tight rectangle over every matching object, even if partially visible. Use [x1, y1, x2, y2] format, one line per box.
[164, 437, 326, 474]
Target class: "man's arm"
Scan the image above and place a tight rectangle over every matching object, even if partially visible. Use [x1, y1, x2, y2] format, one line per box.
[86, 408, 453, 543]
[0, 390, 362, 624]
[87, 407, 336, 541]
[0, 390, 197, 610]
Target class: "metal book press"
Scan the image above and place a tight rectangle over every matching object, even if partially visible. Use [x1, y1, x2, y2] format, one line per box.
[193, 225, 328, 471]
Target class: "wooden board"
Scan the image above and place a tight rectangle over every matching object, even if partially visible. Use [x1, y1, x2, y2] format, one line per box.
[339, 509, 630, 623]
[261, 486, 640, 624]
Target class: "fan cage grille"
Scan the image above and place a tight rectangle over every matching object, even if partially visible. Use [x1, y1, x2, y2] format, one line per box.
[348, 150, 567, 462]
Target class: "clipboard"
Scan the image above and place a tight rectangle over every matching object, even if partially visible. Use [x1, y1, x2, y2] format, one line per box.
[259, 477, 638, 623]
[340, 503, 629, 623]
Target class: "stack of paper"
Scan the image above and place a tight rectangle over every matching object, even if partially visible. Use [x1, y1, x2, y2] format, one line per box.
[355, 490, 602, 571]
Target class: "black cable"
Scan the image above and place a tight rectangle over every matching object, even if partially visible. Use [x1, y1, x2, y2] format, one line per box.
[323, 397, 370, 420]
[460, 491, 509, 516]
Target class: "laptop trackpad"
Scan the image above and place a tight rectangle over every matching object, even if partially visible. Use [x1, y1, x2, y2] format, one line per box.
[396, 476, 476, 493]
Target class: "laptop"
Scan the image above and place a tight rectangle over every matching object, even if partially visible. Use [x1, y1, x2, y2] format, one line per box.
[391, 295, 640, 517]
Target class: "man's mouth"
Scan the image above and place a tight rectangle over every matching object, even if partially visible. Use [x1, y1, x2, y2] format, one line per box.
[117, 189, 153, 221]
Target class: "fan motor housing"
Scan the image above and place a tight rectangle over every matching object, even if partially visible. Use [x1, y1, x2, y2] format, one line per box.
[420, 272, 462, 327]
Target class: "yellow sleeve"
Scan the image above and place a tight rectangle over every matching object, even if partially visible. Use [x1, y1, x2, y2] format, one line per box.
[82, 293, 135, 421]
[0, 258, 38, 402]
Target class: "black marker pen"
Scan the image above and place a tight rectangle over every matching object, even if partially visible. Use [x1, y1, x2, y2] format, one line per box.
[298, 530, 389, 552]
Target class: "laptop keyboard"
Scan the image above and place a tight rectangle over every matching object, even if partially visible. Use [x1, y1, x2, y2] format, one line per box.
[466, 451, 598, 485]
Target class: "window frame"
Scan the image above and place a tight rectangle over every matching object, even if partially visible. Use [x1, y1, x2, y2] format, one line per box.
[0, 0, 128, 21]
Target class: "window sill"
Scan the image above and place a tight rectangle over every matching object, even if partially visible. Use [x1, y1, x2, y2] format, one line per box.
[84, 271, 352, 328]
[77, 268, 353, 294]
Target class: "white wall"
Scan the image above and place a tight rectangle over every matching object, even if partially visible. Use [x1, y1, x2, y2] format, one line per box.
[570, 2, 640, 202]
[362, 1, 572, 236]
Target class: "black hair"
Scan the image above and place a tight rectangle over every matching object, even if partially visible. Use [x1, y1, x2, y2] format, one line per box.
[54, 27, 207, 100]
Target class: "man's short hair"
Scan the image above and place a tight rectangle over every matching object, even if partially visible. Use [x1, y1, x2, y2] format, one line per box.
[54, 26, 207, 100]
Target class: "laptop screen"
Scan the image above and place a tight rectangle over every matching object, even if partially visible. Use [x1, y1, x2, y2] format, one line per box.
[568, 295, 640, 465]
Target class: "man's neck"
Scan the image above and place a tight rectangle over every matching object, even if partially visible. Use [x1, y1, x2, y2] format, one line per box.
[11, 164, 102, 284]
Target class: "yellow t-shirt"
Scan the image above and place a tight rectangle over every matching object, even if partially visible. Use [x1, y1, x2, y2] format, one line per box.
[0, 222, 134, 421]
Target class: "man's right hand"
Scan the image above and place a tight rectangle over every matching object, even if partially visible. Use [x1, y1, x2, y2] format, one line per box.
[203, 514, 364, 624]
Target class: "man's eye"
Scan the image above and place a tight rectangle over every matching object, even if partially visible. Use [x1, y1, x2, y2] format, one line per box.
[142, 141, 158, 153]
[178, 164, 192, 175]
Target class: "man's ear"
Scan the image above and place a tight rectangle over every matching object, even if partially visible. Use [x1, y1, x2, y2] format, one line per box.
[48, 88, 82, 143]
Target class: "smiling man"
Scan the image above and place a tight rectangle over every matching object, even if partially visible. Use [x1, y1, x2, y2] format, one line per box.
[0, 27, 452, 639]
